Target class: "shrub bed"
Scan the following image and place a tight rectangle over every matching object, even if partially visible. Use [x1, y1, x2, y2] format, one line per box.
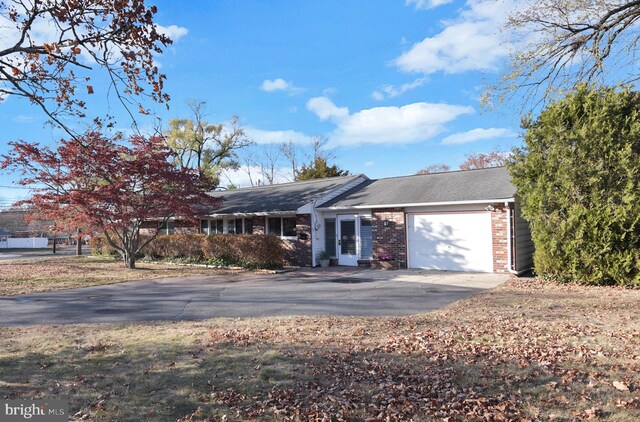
[91, 234, 285, 269]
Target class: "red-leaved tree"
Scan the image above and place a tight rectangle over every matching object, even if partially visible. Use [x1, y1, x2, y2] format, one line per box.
[459, 152, 509, 170]
[1, 133, 219, 268]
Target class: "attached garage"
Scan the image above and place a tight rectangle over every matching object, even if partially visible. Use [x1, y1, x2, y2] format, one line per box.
[407, 211, 493, 272]
[317, 167, 534, 274]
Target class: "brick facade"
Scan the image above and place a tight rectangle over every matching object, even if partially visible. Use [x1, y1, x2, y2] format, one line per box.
[252, 216, 266, 235]
[491, 204, 509, 273]
[139, 220, 197, 236]
[371, 208, 407, 268]
[282, 214, 312, 267]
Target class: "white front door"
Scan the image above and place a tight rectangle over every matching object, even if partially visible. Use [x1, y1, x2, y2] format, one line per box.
[338, 215, 359, 266]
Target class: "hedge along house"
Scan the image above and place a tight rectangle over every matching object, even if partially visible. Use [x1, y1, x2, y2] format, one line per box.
[197, 175, 368, 266]
[314, 167, 533, 274]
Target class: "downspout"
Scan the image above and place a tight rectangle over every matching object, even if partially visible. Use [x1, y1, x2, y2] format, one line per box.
[506, 202, 527, 276]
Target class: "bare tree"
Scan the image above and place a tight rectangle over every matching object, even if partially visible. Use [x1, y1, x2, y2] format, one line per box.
[416, 164, 451, 175]
[239, 144, 282, 186]
[280, 140, 299, 181]
[493, 1, 640, 108]
[459, 152, 509, 171]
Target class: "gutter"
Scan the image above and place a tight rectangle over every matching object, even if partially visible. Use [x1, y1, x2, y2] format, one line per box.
[317, 198, 516, 211]
[506, 202, 528, 276]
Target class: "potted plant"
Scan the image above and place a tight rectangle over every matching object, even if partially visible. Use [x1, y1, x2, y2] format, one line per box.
[318, 250, 331, 268]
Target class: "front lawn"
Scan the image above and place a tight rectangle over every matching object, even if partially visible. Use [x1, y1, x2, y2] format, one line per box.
[0, 256, 242, 296]
[1, 279, 638, 420]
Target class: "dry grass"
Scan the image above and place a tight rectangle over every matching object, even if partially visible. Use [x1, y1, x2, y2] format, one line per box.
[0, 279, 638, 420]
[0, 256, 242, 296]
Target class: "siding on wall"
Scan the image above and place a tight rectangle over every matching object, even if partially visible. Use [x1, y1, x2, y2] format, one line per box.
[514, 200, 534, 272]
[360, 218, 372, 259]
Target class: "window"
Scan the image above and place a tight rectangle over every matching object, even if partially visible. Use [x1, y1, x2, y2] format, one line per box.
[237, 218, 244, 234]
[229, 218, 244, 234]
[244, 218, 253, 234]
[268, 216, 297, 237]
[324, 219, 336, 257]
[268, 217, 281, 236]
[201, 219, 224, 234]
[360, 218, 372, 259]
[200, 219, 209, 235]
[158, 221, 175, 235]
[283, 217, 297, 237]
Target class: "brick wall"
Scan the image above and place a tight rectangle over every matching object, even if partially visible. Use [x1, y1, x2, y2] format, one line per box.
[282, 214, 312, 267]
[371, 208, 407, 268]
[175, 220, 197, 234]
[139, 220, 197, 236]
[491, 204, 509, 273]
[252, 216, 266, 235]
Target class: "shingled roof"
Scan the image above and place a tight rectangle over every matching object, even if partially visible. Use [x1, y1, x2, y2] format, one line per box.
[319, 167, 515, 209]
[206, 175, 363, 215]
[0, 210, 53, 237]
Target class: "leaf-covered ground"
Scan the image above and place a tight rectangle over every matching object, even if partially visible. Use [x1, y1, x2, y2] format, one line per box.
[0, 256, 241, 296]
[0, 279, 638, 421]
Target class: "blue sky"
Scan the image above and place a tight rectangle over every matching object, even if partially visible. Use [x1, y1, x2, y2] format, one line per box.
[0, 0, 521, 203]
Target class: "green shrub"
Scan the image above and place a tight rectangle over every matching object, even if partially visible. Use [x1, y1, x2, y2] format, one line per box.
[201, 234, 284, 269]
[509, 85, 640, 286]
[89, 235, 118, 257]
[141, 234, 204, 260]
[93, 233, 285, 269]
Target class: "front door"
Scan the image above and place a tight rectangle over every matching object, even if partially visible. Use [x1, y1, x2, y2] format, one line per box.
[338, 215, 358, 266]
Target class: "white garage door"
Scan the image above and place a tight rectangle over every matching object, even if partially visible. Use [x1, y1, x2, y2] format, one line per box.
[407, 212, 493, 272]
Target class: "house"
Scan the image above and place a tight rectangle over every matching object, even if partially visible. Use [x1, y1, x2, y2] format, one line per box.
[197, 175, 367, 266]
[0, 209, 52, 238]
[195, 167, 533, 274]
[314, 167, 533, 274]
[0, 209, 68, 248]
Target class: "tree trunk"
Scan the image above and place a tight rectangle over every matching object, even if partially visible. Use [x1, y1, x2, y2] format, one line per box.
[76, 229, 82, 256]
[124, 252, 136, 269]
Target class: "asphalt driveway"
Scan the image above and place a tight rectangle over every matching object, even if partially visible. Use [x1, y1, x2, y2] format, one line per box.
[0, 268, 508, 326]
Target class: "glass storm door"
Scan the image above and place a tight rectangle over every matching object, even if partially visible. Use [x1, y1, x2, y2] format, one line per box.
[338, 215, 358, 266]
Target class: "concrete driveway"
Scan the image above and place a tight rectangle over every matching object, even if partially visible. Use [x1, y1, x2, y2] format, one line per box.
[0, 268, 508, 326]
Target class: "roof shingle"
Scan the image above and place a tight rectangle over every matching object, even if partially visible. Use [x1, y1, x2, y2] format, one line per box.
[319, 167, 515, 208]
[206, 175, 362, 215]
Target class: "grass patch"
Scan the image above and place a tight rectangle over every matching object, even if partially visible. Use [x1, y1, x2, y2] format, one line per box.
[1, 279, 639, 420]
[0, 256, 245, 296]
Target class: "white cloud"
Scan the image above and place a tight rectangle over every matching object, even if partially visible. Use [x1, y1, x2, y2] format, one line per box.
[372, 77, 428, 100]
[322, 87, 337, 97]
[155, 24, 188, 42]
[307, 97, 474, 146]
[306, 97, 349, 121]
[223, 165, 292, 188]
[364, 161, 375, 168]
[244, 127, 314, 145]
[13, 115, 34, 123]
[260, 78, 305, 95]
[441, 127, 516, 145]
[395, 0, 515, 75]
[405, 0, 453, 10]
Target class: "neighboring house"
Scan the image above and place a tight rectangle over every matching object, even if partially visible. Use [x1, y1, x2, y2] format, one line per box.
[0, 209, 52, 238]
[0, 209, 70, 248]
[145, 167, 533, 274]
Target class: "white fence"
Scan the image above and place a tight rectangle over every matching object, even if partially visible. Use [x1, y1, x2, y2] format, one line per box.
[0, 237, 48, 249]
